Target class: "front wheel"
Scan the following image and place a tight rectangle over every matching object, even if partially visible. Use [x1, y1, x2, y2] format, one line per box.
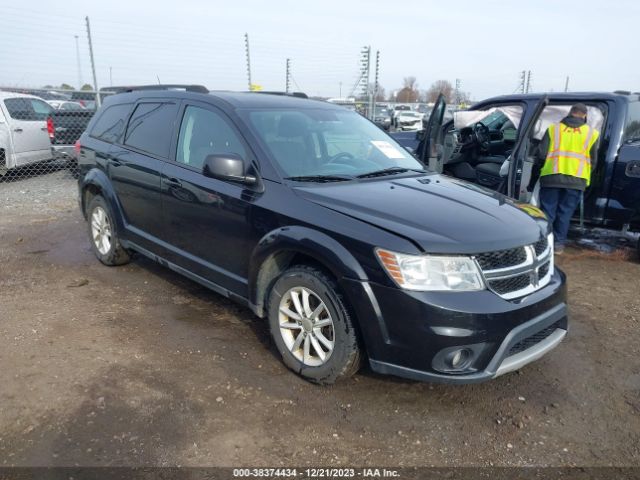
[87, 195, 131, 266]
[268, 265, 361, 384]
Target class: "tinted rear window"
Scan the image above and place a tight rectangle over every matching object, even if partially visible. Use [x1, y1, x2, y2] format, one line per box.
[124, 102, 178, 158]
[91, 104, 132, 143]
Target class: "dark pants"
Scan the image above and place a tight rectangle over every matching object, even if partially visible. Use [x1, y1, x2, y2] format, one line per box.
[539, 187, 581, 245]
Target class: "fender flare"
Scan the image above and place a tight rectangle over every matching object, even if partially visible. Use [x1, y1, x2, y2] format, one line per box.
[79, 168, 126, 234]
[248, 226, 368, 315]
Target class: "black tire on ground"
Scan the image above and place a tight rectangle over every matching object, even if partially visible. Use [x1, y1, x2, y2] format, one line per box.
[267, 265, 362, 384]
[86, 195, 131, 266]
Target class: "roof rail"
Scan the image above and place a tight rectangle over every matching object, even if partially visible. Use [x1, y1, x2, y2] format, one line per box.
[104, 84, 209, 94]
[252, 91, 308, 99]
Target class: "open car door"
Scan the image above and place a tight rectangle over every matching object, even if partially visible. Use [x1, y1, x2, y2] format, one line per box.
[417, 94, 446, 172]
[507, 96, 549, 200]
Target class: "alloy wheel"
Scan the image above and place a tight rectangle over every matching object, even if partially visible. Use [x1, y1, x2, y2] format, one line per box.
[278, 286, 335, 366]
[90, 206, 112, 255]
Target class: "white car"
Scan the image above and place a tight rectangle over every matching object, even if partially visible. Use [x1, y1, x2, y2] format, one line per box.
[47, 100, 86, 111]
[396, 111, 424, 131]
[0, 92, 54, 175]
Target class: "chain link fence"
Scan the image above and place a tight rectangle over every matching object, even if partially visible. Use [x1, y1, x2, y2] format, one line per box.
[0, 87, 115, 183]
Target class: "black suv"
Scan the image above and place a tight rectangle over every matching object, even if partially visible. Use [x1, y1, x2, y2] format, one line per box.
[77, 85, 567, 384]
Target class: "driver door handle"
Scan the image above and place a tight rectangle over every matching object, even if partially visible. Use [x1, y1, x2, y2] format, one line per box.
[13, 128, 23, 133]
[163, 177, 182, 188]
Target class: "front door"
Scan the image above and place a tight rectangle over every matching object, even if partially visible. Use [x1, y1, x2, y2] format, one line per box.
[161, 102, 261, 296]
[417, 94, 446, 172]
[507, 97, 548, 201]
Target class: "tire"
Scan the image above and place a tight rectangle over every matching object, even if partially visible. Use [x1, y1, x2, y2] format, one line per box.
[86, 195, 131, 266]
[267, 265, 362, 384]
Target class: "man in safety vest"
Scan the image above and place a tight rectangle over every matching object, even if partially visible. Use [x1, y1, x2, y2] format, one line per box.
[536, 103, 599, 254]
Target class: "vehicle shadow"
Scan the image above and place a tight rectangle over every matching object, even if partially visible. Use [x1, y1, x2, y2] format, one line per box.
[130, 254, 276, 358]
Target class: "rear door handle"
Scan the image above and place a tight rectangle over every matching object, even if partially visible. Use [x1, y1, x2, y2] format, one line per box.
[40, 126, 47, 131]
[13, 128, 23, 132]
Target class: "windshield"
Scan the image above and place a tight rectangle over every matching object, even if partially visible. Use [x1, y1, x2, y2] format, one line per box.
[245, 108, 423, 178]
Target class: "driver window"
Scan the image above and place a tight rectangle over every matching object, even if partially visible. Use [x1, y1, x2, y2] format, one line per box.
[176, 106, 247, 170]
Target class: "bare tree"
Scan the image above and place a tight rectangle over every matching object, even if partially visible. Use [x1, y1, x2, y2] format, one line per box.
[425, 80, 454, 103]
[367, 83, 386, 102]
[403, 76, 418, 90]
[396, 76, 420, 103]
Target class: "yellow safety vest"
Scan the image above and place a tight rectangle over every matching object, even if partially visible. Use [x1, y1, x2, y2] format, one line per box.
[540, 122, 599, 186]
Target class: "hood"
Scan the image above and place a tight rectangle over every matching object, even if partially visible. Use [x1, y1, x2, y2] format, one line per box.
[294, 174, 548, 254]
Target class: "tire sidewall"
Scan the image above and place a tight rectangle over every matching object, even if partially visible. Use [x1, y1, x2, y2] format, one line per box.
[268, 268, 357, 382]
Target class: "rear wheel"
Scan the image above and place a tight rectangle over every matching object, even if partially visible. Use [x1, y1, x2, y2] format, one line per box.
[87, 195, 130, 266]
[268, 265, 361, 384]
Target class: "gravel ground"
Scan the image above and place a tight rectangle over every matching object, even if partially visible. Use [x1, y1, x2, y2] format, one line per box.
[0, 172, 639, 467]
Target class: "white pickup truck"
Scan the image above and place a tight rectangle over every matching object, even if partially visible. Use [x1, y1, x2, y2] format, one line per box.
[0, 91, 54, 176]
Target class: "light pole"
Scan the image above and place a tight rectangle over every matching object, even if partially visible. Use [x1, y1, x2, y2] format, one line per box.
[74, 34, 82, 89]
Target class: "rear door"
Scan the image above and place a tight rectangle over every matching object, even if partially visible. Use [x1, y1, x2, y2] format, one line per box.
[606, 101, 640, 230]
[417, 94, 446, 171]
[108, 99, 179, 250]
[2, 97, 53, 166]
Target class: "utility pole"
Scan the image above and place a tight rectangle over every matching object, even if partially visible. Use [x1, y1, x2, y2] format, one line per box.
[339, 82, 342, 98]
[74, 35, 83, 90]
[371, 50, 380, 118]
[109, 66, 113, 87]
[285, 58, 291, 93]
[525, 70, 532, 93]
[85, 16, 100, 108]
[359, 46, 371, 118]
[519, 70, 526, 94]
[455, 78, 461, 106]
[564, 76, 570, 92]
[244, 33, 252, 91]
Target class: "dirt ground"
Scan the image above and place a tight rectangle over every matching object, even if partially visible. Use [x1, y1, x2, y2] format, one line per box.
[1, 171, 639, 468]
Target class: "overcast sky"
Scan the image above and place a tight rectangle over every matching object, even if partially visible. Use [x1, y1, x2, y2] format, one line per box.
[1, 0, 638, 100]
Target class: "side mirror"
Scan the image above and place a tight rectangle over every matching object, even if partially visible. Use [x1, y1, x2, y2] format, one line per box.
[415, 129, 426, 141]
[203, 153, 257, 186]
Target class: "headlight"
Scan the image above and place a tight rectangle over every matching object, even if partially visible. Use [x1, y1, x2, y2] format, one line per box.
[376, 249, 485, 292]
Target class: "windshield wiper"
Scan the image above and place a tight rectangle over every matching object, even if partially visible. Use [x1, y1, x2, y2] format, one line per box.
[284, 174, 354, 183]
[356, 166, 426, 179]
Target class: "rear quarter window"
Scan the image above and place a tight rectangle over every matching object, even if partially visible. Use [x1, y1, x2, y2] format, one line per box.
[90, 103, 133, 143]
[124, 102, 178, 158]
[624, 101, 640, 142]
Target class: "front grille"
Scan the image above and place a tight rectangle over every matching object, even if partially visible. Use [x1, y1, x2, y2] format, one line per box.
[475, 247, 527, 270]
[488, 274, 531, 295]
[534, 236, 549, 256]
[539, 262, 550, 278]
[475, 235, 552, 299]
[507, 321, 560, 356]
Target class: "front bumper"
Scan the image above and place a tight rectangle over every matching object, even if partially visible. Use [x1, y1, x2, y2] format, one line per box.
[339, 269, 567, 384]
